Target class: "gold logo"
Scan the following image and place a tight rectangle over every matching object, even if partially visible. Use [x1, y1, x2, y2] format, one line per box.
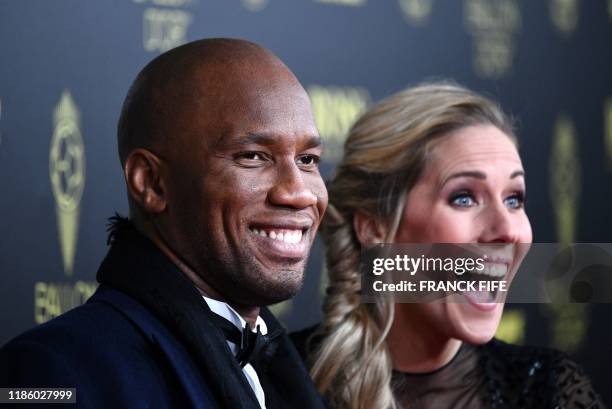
[315, 0, 366, 7]
[496, 309, 525, 345]
[308, 85, 370, 163]
[143, 8, 192, 52]
[464, 0, 521, 78]
[135, 0, 194, 52]
[269, 300, 293, 319]
[134, 0, 192, 5]
[549, 115, 579, 245]
[34, 281, 97, 324]
[547, 303, 587, 352]
[50, 90, 85, 276]
[399, 0, 433, 25]
[547, 115, 585, 353]
[241, 0, 268, 12]
[605, 99, 612, 170]
[549, 0, 578, 35]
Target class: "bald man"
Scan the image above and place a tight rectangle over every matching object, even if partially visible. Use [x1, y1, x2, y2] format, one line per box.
[0, 39, 327, 409]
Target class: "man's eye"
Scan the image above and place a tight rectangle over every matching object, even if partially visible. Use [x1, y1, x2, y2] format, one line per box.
[297, 154, 320, 167]
[504, 192, 525, 209]
[240, 152, 264, 160]
[449, 192, 476, 208]
[234, 151, 267, 167]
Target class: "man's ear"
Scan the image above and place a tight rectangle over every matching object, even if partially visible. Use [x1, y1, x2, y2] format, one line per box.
[353, 210, 387, 245]
[124, 149, 167, 214]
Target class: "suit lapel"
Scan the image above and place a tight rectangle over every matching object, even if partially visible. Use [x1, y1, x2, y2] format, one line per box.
[96, 226, 261, 409]
[89, 286, 218, 409]
[257, 308, 327, 409]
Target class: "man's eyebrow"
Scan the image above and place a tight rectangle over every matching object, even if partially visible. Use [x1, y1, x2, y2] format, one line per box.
[303, 134, 323, 149]
[442, 169, 525, 187]
[236, 132, 278, 146]
[234, 133, 323, 148]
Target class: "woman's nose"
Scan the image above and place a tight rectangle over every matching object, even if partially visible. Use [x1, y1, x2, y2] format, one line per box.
[479, 202, 521, 243]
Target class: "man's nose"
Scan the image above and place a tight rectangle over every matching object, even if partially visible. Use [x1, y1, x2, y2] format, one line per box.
[267, 162, 318, 209]
[479, 202, 520, 243]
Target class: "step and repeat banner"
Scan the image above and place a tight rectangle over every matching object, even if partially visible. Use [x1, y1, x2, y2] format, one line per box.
[1, 0, 612, 399]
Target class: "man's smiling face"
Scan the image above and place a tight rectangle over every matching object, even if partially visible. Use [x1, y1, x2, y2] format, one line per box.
[160, 59, 328, 307]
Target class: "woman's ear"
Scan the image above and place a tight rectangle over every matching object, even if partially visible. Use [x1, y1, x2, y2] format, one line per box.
[124, 148, 167, 214]
[353, 211, 388, 245]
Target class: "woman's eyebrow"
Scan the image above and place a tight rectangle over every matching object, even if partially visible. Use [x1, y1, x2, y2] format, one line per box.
[442, 169, 525, 187]
[442, 170, 486, 187]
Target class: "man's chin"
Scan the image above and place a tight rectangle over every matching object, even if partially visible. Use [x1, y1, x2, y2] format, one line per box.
[258, 274, 305, 306]
[228, 269, 305, 307]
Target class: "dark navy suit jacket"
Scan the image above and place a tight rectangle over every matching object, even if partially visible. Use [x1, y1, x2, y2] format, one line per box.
[0, 285, 217, 409]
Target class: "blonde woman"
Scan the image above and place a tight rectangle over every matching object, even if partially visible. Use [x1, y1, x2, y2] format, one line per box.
[291, 82, 604, 409]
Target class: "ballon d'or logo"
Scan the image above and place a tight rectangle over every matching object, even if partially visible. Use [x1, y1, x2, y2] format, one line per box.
[549, 0, 578, 35]
[399, 0, 433, 25]
[50, 90, 85, 276]
[242, 0, 268, 12]
[549, 115, 579, 245]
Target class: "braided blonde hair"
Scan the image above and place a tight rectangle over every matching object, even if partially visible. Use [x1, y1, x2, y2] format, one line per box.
[309, 81, 516, 409]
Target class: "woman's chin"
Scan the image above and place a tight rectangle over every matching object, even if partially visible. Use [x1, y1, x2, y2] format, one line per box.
[450, 302, 504, 345]
[458, 329, 497, 345]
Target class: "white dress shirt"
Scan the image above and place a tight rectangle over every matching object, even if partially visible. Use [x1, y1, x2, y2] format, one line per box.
[203, 296, 267, 409]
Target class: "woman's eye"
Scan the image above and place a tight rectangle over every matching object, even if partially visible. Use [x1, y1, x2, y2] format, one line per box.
[450, 192, 476, 208]
[297, 154, 320, 167]
[504, 193, 525, 209]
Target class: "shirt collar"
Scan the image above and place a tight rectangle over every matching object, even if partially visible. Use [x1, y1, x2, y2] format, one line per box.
[203, 296, 268, 335]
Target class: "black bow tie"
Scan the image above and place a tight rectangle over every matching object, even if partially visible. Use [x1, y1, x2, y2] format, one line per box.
[210, 313, 283, 368]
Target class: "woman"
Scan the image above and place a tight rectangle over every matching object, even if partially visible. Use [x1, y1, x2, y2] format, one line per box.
[292, 82, 604, 409]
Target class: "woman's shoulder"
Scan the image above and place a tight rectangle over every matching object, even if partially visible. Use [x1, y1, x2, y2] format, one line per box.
[480, 339, 605, 408]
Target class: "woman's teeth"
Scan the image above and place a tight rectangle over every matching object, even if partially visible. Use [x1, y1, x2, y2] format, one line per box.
[464, 290, 495, 303]
[251, 228, 303, 244]
[471, 263, 507, 278]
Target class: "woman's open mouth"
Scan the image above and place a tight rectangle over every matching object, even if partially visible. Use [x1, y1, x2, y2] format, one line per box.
[459, 261, 510, 310]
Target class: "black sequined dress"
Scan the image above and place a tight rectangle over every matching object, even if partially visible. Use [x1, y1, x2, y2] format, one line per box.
[290, 328, 606, 409]
[391, 339, 604, 409]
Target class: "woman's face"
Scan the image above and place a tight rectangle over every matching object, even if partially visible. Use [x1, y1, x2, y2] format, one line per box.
[394, 124, 532, 344]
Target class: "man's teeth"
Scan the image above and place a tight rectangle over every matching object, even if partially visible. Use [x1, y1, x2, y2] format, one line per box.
[473, 264, 507, 278]
[251, 228, 303, 244]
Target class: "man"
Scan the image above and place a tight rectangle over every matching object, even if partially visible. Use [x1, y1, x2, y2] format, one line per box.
[0, 38, 328, 409]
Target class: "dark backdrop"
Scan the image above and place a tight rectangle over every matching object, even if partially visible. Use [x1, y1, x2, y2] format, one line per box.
[1, 0, 611, 401]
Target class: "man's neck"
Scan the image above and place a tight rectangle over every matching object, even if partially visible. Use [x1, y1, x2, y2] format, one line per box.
[140, 221, 261, 327]
[230, 304, 261, 328]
